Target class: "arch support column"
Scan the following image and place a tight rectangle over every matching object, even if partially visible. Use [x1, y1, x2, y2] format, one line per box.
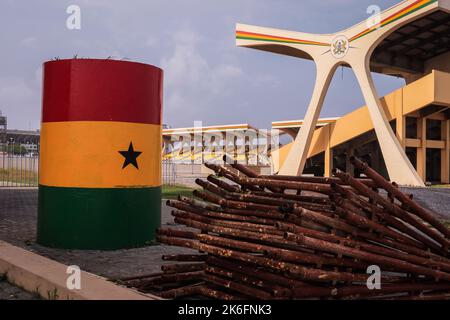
[351, 60, 424, 186]
[279, 62, 337, 175]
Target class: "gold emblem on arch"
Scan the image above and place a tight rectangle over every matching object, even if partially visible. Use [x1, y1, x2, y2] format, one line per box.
[331, 35, 349, 59]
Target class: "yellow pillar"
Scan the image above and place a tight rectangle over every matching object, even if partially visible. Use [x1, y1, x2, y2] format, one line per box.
[442, 120, 450, 184]
[191, 133, 197, 163]
[395, 93, 405, 149]
[396, 116, 406, 149]
[324, 124, 333, 177]
[417, 118, 427, 182]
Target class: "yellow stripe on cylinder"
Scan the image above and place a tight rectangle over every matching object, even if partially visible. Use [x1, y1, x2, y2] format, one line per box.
[39, 121, 162, 188]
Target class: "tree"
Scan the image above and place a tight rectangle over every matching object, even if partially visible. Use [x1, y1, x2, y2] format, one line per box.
[12, 144, 27, 155]
[1, 144, 27, 155]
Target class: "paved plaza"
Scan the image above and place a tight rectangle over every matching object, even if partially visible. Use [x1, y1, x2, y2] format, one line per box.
[0, 187, 449, 299]
[0, 188, 192, 283]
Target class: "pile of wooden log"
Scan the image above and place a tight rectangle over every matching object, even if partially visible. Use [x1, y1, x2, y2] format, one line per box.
[122, 156, 450, 300]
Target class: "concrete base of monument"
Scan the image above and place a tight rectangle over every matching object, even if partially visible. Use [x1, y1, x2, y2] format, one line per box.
[0, 241, 161, 300]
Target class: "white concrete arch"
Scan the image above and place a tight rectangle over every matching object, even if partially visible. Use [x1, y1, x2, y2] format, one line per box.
[236, 0, 450, 186]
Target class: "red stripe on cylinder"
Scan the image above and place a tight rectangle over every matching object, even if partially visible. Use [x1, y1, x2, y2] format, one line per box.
[42, 59, 163, 125]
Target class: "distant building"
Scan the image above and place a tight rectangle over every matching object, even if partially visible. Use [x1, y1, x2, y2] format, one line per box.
[0, 111, 6, 144]
[0, 112, 40, 153]
[6, 129, 40, 145]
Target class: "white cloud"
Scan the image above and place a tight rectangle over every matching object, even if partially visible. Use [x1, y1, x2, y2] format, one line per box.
[0, 77, 40, 129]
[161, 27, 244, 120]
[34, 67, 42, 85]
[19, 37, 38, 48]
[144, 35, 159, 47]
[214, 64, 243, 78]
[161, 28, 208, 88]
[0, 0, 404, 130]
[0, 77, 34, 102]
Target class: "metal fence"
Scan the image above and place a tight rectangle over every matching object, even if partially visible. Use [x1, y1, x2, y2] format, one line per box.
[0, 143, 269, 188]
[0, 142, 39, 187]
[162, 161, 211, 187]
[162, 159, 177, 186]
[0, 145, 197, 188]
[162, 158, 273, 187]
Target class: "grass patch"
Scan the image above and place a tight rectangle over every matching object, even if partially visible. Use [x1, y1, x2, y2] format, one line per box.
[431, 185, 450, 189]
[162, 185, 196, 199]
[0, 168, 38, 186]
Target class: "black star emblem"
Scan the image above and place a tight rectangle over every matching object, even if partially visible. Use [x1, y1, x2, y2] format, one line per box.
[118, 142, 142, 169]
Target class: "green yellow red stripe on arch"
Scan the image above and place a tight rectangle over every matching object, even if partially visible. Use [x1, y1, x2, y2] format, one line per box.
[350, 0, 438, 42]
[236, 0, 437, 47]
[236, 31, 330, 47]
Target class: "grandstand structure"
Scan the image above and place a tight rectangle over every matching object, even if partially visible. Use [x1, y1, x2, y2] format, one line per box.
[236, 0, 450, 186]
[272, 118, 339, 139]
[162, 124, 272, 166]
[271, 71, 450, 182]
[5, 129, 40, 145]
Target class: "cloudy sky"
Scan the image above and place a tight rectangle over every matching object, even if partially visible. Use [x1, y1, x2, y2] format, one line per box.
[0, 0, 404, 131]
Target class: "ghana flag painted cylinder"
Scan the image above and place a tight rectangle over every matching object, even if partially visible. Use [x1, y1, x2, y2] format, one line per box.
[37, 59, 163, 250]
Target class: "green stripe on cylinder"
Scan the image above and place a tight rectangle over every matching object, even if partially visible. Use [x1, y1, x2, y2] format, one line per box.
[37, 185, 161, 250]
